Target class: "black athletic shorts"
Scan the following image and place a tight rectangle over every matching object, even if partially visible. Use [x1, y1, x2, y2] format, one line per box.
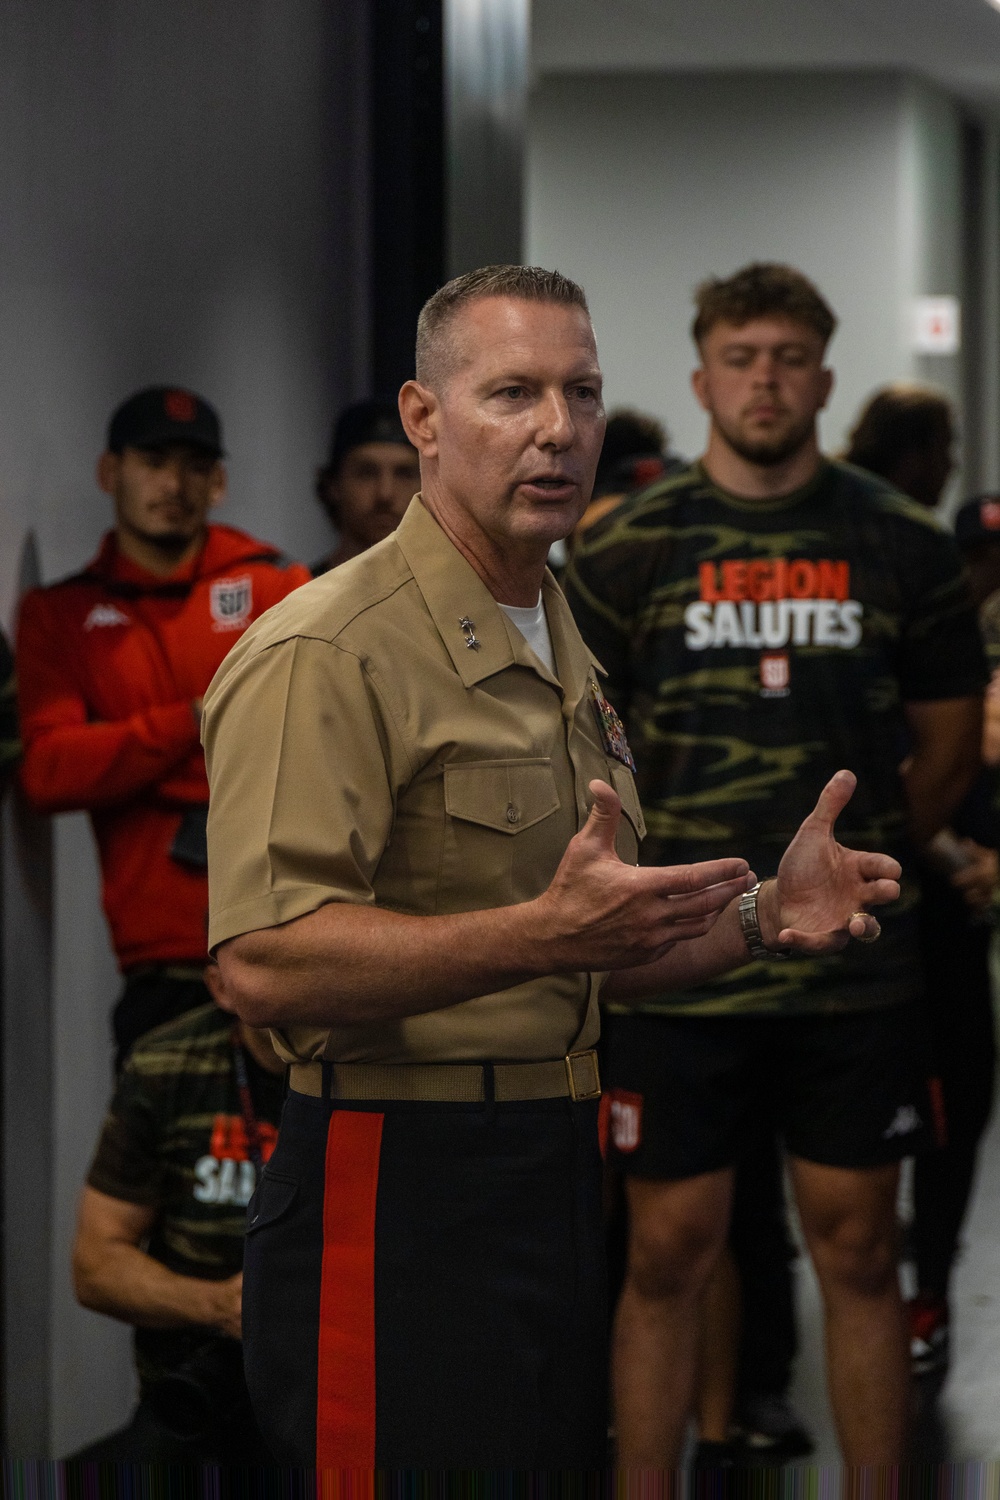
[243, 1085, 607, 1468]
[603, 1002, 933, 1180]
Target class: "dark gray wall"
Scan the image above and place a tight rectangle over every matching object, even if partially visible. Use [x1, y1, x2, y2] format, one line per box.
[0, 0, 368, 1456]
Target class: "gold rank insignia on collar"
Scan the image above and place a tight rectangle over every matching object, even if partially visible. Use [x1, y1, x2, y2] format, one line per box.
[459, 616, 480, 650]
[591, 682, 636, 771]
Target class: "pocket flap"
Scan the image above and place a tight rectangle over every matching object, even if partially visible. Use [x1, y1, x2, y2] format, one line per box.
[610, 763, 646, 839]
[246, 1171, 297, 1233]
[444, 759, 560, 834]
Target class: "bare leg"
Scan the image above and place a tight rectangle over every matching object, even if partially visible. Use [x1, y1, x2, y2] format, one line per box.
[696, 1245, 741, 1443]
[791, 1156, 909, 1464]
[613, 1169, 733, 1467]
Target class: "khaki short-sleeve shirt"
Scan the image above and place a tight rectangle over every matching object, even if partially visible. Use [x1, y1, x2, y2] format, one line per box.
[202, 498, 645, 1065]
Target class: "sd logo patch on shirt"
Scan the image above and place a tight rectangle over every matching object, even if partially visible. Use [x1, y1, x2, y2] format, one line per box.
[210, 576, 253, 631]
[591, 682, 636, 771]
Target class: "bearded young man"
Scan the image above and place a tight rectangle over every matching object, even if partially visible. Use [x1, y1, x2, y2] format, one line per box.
[565, 262, 985, 1466]
[204, 265, 900, 1470]
[18, 388, 310, 1064]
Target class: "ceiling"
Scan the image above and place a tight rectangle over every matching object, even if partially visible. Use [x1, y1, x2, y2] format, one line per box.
[532, 0, 1000, 112]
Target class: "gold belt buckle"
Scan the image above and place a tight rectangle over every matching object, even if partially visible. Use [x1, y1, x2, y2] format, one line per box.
[564, 1049, 601, 1102]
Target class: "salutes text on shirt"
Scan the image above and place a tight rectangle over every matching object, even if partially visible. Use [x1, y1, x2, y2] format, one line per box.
[683, 556, 863, 651]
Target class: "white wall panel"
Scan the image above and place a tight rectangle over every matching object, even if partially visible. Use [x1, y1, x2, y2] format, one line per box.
[526, 71, 966, 497]
[0, 0, 368, 1456]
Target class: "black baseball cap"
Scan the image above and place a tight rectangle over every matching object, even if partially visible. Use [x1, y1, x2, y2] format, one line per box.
[107, 387, 224, 458]
[954, 495, 1000, 548]
[326, 398, 412, 472]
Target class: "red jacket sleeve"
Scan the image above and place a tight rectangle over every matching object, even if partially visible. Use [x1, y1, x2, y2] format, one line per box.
[16, 590, 202, 813]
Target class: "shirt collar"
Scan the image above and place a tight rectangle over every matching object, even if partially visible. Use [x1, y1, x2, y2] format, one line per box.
[393, 496, 599, 700]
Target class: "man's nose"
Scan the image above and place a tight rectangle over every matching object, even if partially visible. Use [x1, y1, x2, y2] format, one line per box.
[162, 460, 185, 494]
[374, 468, 395, 502]
[536, 392, 574, 448]
[752, 355, 781, 383]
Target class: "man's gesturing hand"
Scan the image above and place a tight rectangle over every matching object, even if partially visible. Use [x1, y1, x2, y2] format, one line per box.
[537, 779, 754, 971]
[759, 769, 902, 955]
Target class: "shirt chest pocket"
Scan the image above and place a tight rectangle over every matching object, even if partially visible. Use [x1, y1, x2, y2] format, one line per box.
[444, 758, 560, 833]
[439, 758, 563, 910]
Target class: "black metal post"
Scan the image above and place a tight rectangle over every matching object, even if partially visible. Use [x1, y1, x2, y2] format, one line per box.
[369, 0, 446, 397]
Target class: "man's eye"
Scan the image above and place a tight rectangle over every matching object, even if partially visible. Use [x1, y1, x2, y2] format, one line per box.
[500, 386, 525, 399]
[573, 386, 598, 401]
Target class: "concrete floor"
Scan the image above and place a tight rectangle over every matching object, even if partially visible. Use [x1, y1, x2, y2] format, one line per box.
[787, 1087, 1000, 1468]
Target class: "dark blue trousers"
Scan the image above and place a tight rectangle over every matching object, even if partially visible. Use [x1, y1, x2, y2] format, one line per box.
[243, 1088, 607, 1469]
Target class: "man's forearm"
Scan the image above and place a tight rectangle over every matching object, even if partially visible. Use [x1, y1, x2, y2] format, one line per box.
[907, 751, 980, 848]
[218, 800, 753, 1031]
[903, 696, 983, 848]
[602, 892, 752, 1002]
[219, 900, 554, 1030]
[75, 1239, 231, 1332]
[21, 703, 201, 812]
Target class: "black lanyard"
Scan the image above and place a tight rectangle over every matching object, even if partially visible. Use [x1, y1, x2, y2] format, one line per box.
[230, 1026, 265, 1175]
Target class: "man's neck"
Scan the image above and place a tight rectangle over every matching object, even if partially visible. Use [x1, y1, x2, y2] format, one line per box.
[419, 491, 548, 607]
[115, 526, 207, 579]
[701, 431, 823, 501]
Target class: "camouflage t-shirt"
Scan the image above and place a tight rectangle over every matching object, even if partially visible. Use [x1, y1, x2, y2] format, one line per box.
[87, 1003, 284, 1388]
[566, 459, 986, 1016]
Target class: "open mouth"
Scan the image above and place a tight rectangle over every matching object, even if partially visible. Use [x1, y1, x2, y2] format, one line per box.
[524, 475, 575, 494]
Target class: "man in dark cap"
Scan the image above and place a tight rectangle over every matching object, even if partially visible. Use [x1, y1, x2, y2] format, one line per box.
[18, 386, 310, 1064]
[312, 398, 420, 575]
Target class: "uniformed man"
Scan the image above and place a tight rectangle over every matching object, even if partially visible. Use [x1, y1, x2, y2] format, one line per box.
[17, 387, 310, 1064]
[203, 264, 900, 1469]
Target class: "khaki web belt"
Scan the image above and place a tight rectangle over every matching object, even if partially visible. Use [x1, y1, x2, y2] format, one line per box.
[288, 1048, 601, 1103]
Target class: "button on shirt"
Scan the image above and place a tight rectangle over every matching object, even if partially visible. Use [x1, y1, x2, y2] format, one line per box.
[202, 497, 645, 1066]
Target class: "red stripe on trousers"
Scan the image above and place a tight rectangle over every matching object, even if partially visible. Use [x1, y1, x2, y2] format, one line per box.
[316, 1109, 384, 1468]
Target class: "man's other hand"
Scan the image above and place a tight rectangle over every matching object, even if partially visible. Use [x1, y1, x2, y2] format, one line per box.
[758, 769, 901, 955]
[538, 779, 754, 971]
[950, 838, 1000, 912]
[206, 1271, 244, 1341]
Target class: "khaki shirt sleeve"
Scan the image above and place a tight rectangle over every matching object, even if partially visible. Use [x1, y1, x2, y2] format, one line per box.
[204, 634, 407, 949]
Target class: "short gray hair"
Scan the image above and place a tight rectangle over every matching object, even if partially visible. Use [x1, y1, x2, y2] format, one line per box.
[415, 264, 590, 390]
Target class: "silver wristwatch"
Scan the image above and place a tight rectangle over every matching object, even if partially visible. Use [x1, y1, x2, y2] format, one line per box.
[737, 880, 788, 961]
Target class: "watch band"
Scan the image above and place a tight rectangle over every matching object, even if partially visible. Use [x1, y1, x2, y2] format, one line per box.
[737, 880, 788, 960]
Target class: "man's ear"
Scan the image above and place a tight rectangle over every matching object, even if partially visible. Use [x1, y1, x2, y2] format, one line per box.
[691, 366, 711, 415]
[398, 381, 439, 459]
[208, 461, 227, 510]
[96, 450, 119, 497]
[819, 367, 835, 412]
[315, 466, 339, 521]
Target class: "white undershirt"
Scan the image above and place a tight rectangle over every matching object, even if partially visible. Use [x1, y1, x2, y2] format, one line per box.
[498, 594, 556, 675]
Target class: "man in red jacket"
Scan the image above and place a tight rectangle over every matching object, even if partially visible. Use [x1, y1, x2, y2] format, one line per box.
[18, 386, 311, 1064]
